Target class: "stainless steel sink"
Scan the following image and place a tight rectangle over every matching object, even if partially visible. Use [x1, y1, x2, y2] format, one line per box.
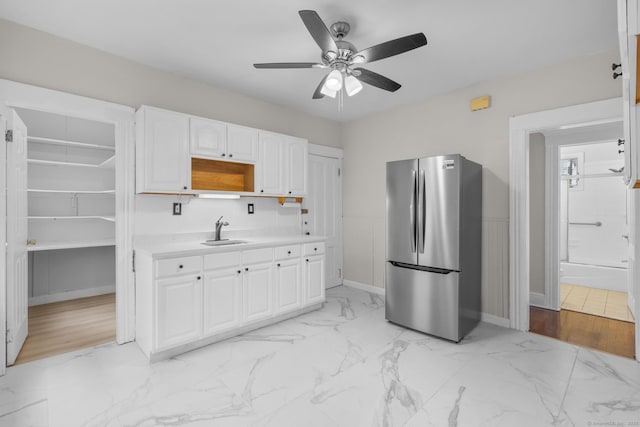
[201, 239, 248, 247]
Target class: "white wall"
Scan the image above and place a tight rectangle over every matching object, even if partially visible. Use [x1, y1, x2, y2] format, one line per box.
[341, 49, 621, 318]
[0, 19, 341, 149]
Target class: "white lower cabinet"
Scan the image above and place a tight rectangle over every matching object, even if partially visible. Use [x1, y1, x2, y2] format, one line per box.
[203, 266, 243, 336]
[156, 274, 203, 351]
[243, 262, 274, 323]
[275, 258, 302, 314]
[138, 240, 325, 360]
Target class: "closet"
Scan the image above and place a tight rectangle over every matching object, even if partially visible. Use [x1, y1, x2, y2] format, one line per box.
[12, 108, 116, 364]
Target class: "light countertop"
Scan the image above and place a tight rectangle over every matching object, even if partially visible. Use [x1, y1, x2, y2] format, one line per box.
[135, 234, 327, 258]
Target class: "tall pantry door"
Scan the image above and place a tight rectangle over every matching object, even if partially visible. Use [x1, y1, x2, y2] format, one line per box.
[304, 154, 343, 288]
[4, 108, 28, 365]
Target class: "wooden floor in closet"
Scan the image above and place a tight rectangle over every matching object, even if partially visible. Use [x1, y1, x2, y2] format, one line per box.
[14, 293, 116, 365]
[529, 306, 635, 359]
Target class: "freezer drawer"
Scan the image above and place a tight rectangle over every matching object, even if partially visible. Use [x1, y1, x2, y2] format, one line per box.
[385, 262, 460, 341]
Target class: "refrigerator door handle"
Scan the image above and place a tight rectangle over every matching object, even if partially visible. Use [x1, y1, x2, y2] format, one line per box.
[410, 169, 417, 253]
[418, 169, 426, 253]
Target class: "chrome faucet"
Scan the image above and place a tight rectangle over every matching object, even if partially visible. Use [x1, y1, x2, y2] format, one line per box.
[214, 216, 229, 241]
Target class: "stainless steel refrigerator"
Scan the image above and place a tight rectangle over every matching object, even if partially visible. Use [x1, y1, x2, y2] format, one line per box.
[386, 154, 482, 342]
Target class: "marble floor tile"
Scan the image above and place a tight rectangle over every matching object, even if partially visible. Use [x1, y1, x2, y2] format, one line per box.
[0, 286, 638, 427]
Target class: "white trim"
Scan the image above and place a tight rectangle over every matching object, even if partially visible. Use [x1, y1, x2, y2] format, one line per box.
[343, 280, 385, 295]
[0, 79, 136, 350]
[28, 285, 115, 307]
[509, 98, 624, 334]
[529, 292, 546, 308]
[544, 139, 561, 310]
[308, 143, 344, 159]
[480, 312, 510, 328]
[0, 111, 7, 375]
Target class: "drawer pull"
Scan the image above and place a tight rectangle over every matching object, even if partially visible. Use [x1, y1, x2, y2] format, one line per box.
[237, 270, 241, 274]
[245, 267, 249, 271]
[197, 276, 201, 280]
[277, 263, 281, 267]
[306, 259, 309, 262]
[287, 250, 291, 255]
[314, 247, 317, 251]
[179, 265, 184, 269]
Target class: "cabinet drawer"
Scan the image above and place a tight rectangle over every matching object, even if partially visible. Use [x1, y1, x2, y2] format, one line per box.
[156, 256, 202, 278]
[242, 248, 273, 265]
[303, 242, 325, 256]
[204, 251, 241, 270]
[274, 245, 301, 260]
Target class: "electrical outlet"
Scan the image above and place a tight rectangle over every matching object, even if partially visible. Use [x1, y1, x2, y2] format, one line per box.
[173, 203, 182, 215]
[248, 203, 254, 214]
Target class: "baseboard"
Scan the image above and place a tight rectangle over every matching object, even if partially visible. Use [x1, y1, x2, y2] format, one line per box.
[529, 292, 546, 308]
[29, 284, 115, 306]
[480, 312, 510, 328]
[343, 280, 385, 295]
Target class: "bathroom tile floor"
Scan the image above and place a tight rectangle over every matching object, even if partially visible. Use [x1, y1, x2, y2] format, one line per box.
[2, 285, 640, 427]
[561, 283, 635, 322]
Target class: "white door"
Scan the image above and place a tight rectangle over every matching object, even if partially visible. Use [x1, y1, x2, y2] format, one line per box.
[203, 267, 242, 336]
[227, 124, 258, 163]
[274, 258, 301, 314]
[286, 137, 308, 196]
[156, 274, 203, 351]
[0, 111, 8, 372]
[243, 262, 273, 323]
[256, 131, 284, 195]
[304, 255, 325, 305]
[5, 109, 28, 365]
[304, 155, 343, 288]
[190, 116, 227, 159]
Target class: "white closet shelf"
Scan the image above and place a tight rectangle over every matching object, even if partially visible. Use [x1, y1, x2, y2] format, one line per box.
[28, 136, 115, 151]
[27, 158, 107, 168]
[28, 189, 115, 194]
[27, 239, 115, 252]
[28, 215, 115, 222]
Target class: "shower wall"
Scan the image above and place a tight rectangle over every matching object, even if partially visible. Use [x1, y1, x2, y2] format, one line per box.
[560, 140, 627, 291]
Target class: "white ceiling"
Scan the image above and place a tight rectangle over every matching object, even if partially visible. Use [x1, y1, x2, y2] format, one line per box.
[0, 0, 618, 122]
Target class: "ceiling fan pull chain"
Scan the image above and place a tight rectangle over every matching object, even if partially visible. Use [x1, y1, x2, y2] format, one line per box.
[338, 86, 344, 112]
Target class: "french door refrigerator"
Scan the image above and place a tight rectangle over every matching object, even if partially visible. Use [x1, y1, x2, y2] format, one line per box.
[386, 154, 482, 342]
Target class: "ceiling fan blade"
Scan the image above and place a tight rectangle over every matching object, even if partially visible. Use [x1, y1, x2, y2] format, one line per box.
[254, 62, 323, 69]
[312, 74, 330, 99]
[353, 68, 401, 92]
[299, 10, 339, 54]
[356, 33, 427, 63]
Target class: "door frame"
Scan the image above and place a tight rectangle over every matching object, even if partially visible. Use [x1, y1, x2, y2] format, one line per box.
[308, 143, 343, 288]
[0, 79, 136, 369]
[509, 99, 640, 361]
[509, 97, 627, 332]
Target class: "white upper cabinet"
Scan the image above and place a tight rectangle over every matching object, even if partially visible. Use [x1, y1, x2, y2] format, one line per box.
[190, 117, 227, 159]
[136, 106, 190, 193]
[286, 136, 308, 196]
[227, 124, 258, 163]
[257, 131, 285, 195]
[190, 118, 258, 163]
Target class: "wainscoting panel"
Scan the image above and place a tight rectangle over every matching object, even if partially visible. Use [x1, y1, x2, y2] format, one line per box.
[482, 218, 510, 318]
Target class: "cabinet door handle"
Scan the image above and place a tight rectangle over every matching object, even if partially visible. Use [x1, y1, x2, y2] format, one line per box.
[260, 189, 264, 193]
[314, 247, 317, 251]
[229, 153, 233, 158]
[237, 270, 241, 274]
[245, 267, 249, 271]
[288, 191, 292, 194]
[277, 263, 280, 267]
[197, 276, 201, 280]
[183, 186, 187, 190]
[222, 153, 226, 157]
[179, 265, 184, 269]
[306, 259, 309, 262]
[287, 250, 291, 255]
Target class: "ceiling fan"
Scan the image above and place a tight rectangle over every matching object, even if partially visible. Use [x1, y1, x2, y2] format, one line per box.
[254, 10, 428, 100]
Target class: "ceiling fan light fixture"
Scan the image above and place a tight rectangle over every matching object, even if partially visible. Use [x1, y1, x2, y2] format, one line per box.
[324, 69, 343, 91]
[320, 84, 338, 98]
[344, 75, 363, 96]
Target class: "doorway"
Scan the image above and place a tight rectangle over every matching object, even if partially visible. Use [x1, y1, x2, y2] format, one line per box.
[509, 97, 639, 361]
[0, 79, 135, 374]
[11, 107, 117, 364]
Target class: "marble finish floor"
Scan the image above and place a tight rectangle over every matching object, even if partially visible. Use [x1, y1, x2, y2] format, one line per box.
[1, 285, 639, 427]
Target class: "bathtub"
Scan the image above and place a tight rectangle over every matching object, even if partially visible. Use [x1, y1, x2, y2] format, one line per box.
[559, 262, 627, 292]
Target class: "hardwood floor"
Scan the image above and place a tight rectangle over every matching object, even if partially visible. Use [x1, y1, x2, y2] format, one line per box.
[14, 293, 116, 365]
[530, 306, 635, 359]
